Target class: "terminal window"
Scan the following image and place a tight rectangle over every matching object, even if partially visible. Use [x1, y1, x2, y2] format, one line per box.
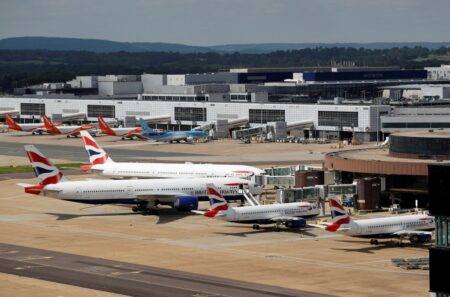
[20, 103, 45, 116]
[383, 122, 450, 129]
[174, 107, 206, 122]
[87, 105, 115, 118]
[249, 109, 285, 124]
[318, 111, 358, 127]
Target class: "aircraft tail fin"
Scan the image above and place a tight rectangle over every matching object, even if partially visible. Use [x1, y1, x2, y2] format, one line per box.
[139, 118, 154, 133]
[326, 197, 351, 232]
[97, 116, 116, 136]
[204, 184, 228, 218]
[5, 114, 22, 131]
[80, 130, 113, 166]
[42, 115, 60, 134]
[24, 145, 67, 187]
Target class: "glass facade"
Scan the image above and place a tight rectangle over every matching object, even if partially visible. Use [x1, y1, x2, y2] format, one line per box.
[249, 109, 285, 124]
[318, 111, 358, 127]
[87, 105, 115, 118]
[436, 217, 450, 247]
[174, 107, 207, 122]
[20, 103, 45, 116]
[383, 122, 450, 129]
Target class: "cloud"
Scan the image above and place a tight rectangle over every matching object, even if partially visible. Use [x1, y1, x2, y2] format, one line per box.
[0, 0, 449, 44]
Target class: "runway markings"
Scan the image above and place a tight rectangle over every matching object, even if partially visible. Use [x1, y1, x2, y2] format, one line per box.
[20, 255, 53, 261]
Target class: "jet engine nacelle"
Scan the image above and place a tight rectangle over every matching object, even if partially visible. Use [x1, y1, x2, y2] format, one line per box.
[186, 136, 194, 143]
[285, 218, 306, 229]
[173, 196, 199, 211]
[410, 233, 432, 243]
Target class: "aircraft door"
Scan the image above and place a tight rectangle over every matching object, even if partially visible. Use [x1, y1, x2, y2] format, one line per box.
[126, 186, 134, 198]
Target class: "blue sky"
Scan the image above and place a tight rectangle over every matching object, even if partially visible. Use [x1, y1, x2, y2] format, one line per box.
[0, 0, 449, 45]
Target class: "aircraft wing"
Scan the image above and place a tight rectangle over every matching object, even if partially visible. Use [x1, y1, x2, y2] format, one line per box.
[124, 131, 147, 140]
[16, 183, 34, 188]
[134, 192, 186, 202]
[308, 222, 351, 231]
[393, 230, 433, 237]
[270, 216, 302, 223]
[191, 210, 206, 215]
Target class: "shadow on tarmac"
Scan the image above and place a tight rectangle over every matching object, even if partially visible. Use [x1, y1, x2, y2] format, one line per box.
[46, 208, 194, 224]
[332, 239, 430, 254]
[215, 225, 318, 237]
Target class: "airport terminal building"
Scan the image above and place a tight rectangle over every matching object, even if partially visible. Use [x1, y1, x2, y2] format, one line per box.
[0, 96, 389, 141]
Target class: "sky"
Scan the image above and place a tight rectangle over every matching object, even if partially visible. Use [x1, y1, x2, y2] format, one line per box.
[0, 0, 449, 45]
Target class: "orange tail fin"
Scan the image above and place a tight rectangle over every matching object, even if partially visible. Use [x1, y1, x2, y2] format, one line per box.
[97, 116, 116, 136]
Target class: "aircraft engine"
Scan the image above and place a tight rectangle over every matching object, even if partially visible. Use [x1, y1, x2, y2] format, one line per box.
[285, 218, 306, 229]
[173, 196, 198, 211]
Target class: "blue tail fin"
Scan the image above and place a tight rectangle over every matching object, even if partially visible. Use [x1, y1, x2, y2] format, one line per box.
[139, 118, 154, 133]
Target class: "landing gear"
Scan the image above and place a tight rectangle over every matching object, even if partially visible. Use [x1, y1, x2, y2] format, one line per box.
[274, 222, 282, 232]
[252, 224, 260, 230]
[121, 137, 125, 140]
[66, 135, 70, 138]
[132, 201, 157, 215]
[370, 239, 379, 245]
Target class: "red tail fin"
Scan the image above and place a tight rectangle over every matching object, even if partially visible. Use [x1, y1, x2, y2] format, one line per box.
[97, 116, 116, 136]
[5, 114, 22, 131]
[42, 116, 60, 134]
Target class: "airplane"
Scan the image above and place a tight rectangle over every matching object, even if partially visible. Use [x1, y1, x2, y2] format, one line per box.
[19, 145, 260, 213]
[4, 114, 46, 134]
[139, 118, 208, 143]
[42, 115, 94, 138]
[79, 130, 265, 179]
[97, 116, 143, 140]
[321, 197, 435, 245]
[200, 184, 320, 231]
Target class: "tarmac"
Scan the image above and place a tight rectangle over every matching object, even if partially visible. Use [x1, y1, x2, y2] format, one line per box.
[0, 132, 359, 165]
[0, 131, 430, 296]
[0, 243, 323, 297]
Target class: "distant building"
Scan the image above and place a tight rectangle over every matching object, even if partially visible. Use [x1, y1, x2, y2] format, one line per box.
[425, 65, 450, 80]
[66, 76, 98, 89]
[97, 75, 143, 96]
[381, 106, 450, 133]
[381, 84, 450, 100]
[294, 70, 427, 83]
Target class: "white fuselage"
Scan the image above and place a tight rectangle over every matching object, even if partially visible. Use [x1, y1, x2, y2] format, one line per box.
[92, 162, 265, 179]
[217, 202, 320, 223]
[110, 127, 139, 136]
[42, 177, 261, 203]
[14, 123, 44, 132]
[342, 214, 434, 237]
[55, 125, 83, 134]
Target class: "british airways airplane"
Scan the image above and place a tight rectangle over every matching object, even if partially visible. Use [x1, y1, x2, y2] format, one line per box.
[139, 118, 208, 143]
[321, 197, 435, 245]
[199, 184, 320, 231]
[79, 131, 264, 179]
[18, 145, 260, 213]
